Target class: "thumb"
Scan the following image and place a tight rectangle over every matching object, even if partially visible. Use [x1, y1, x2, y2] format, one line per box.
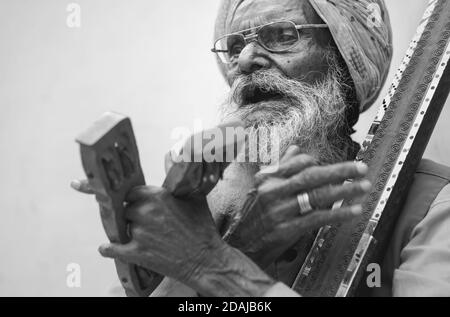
[98, 242, 137, 260]
[71, 179, 95, 195]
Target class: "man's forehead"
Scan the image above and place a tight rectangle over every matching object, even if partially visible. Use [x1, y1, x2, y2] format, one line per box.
[230, 0, 317, 33]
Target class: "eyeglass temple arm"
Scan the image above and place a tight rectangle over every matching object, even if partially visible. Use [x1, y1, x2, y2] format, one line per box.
[295, 24, 329, 29]
[211, 23, 329, 52]
[211, 48, 228, 53]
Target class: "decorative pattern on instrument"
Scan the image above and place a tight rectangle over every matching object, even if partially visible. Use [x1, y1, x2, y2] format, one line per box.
[335, 1, 450, 296]
[292, 0, 447, 295]
[337, 24, 450, 297]
[358, 0, 439, 159]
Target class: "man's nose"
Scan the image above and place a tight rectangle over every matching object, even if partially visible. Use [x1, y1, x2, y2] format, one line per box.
[237, 42, 271, 74]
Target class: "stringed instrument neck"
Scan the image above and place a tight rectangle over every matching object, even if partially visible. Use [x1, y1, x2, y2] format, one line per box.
[292, 0, 450, 297]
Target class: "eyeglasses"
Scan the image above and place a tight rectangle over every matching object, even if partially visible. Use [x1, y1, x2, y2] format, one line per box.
[212, 20, 329, 64]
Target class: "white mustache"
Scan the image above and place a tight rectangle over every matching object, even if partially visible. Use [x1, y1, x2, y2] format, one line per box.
[221, 64, 354, 165]
[229, 69, 308, 108]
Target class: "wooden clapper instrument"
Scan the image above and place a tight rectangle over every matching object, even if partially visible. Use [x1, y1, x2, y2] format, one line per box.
[76, 114, 244, 296]
[291, 0, 450, 296]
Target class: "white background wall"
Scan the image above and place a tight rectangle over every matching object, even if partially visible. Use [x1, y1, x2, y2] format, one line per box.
[0, 0, 448, 296]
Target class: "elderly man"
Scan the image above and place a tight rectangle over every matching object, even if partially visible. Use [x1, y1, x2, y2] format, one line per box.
[74, 0, 450, 297]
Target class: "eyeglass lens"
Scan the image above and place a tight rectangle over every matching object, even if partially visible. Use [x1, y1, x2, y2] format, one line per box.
[214, 21, 299, 63]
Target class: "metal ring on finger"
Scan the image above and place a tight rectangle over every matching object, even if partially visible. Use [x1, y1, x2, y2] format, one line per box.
[297, 192, 314, 216]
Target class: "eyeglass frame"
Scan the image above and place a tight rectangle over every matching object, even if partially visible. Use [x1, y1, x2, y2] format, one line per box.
[211, 20, 329, 64]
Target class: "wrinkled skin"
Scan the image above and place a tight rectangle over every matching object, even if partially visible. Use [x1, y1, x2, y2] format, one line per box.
[72, 148, 369, 296]
[72, 0, 372, 296]
[72, 146, 370, 297]
[222, 146, 370, 270]
[99, 187, 221, 284]
[209, 0, 367, 273]
[224, 0, 334, 85]
[208, 0, 340, 232]
[95, 185, 276, 297]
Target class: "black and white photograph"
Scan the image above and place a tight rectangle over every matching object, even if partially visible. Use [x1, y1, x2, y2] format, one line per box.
[1, 0, 450, 299]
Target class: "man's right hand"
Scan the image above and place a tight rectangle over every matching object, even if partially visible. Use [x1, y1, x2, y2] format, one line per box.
[223, 145, 372, 269]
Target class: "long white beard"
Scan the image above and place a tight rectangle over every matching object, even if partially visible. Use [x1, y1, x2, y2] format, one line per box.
[220, 64, 354, 165]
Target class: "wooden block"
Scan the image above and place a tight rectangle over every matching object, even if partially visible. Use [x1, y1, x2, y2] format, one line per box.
[76, 112, 162, 297]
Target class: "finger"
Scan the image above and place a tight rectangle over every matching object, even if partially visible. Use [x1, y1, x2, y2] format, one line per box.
[126, 185, 161, 203]
[280, 162, 368, 197]
[272, 180, 370, 219]
[308, 180, 372, 209]
[255, 154, 317, 185]
[70, 179, 94, 194]
[276, 154, 318, 178]
[98, 242, 138, 261]
[283, 205, 363, 233]
[280, 145, 301, 163]
[302, 205, 363, 227]
[177, 120, 245, 164]
[255, 164, 282, 185]
[124, 200, 156, 222]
